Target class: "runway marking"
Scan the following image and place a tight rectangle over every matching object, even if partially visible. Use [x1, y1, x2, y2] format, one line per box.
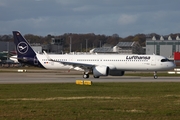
[164, 94, 180, 97]
[0, 96, 141, 101]
[99, 108, 145, 113]
[123, 109, 145, 113]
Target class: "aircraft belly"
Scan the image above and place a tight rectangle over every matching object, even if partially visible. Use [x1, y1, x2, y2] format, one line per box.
[116, 62, 152, 71]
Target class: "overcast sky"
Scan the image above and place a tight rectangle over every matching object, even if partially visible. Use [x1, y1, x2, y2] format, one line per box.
[0, 0, 180, 37]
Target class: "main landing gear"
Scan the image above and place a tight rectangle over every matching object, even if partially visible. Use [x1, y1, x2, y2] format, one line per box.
[83, 73, 89, 78]
[154, 71, 158, 79]
[83, 72, 100, 78]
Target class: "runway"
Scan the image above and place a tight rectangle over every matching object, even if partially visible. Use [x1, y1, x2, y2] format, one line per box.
[0, 72, 180, 84]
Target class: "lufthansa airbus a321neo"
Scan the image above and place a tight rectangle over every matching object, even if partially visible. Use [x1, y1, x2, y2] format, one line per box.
[13, 31, 175, 79]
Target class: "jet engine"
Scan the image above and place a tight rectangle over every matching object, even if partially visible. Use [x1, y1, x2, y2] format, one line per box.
[93, 66, 109, 77]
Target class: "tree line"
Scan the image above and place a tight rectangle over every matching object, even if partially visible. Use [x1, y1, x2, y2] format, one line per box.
[0, 33, 179, 52]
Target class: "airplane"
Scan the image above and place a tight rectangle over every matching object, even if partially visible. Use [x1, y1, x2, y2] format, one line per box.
[9, 55, 19, 63]
[12, 31, 176, 79]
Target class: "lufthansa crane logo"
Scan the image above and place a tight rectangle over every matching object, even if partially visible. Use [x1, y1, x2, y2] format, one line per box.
[17, 42, 28, 54]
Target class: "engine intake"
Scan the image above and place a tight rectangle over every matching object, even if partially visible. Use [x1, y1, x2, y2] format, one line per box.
[93, 66, 109, 77]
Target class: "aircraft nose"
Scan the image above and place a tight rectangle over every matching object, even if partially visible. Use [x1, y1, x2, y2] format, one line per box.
[170, 62, 176, 69]
[173, 62, 176, 68]
[165, 62, 176, 70]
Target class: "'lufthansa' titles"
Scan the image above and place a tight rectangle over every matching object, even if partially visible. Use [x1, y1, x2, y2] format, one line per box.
[126, 56, 151, 60]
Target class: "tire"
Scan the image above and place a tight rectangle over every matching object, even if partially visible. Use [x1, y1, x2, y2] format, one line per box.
[154, 75, 158, 79]
[83, 74, 89, 78]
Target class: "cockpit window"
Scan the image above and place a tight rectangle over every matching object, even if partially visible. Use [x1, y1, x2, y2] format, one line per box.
[161, 58, 170, 62]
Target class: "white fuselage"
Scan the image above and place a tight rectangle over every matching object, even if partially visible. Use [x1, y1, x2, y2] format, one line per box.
[36, 54, 175, 71]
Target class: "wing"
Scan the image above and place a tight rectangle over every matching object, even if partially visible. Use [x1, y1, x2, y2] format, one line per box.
[60, 61, 95, 70]
[43, 51, 95, 71]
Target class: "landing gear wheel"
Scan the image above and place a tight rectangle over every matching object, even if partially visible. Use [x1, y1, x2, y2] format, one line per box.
[154, 75, 158, 79]
[153, 71, 158, 79]
[83, 74, 89, 78]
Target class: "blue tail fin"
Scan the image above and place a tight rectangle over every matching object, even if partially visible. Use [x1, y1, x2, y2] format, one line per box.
[13, 31, 43, 67]
[13, 31, 36, 58]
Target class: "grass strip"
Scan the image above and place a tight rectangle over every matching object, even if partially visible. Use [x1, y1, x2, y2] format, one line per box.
[0, 83, 180, 120]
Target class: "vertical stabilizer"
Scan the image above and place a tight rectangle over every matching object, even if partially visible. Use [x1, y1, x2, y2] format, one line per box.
[12, 31, 43, 67]
[13, 31, 36, 58]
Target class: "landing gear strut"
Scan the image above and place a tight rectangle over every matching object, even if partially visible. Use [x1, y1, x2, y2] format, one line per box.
[154, 71, 158, 79]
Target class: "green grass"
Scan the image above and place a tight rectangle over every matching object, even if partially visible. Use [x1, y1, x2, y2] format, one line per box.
[1, 83, 180, 120]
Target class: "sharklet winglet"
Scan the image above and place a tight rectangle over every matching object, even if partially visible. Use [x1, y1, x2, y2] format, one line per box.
[43, 51, 53, 61]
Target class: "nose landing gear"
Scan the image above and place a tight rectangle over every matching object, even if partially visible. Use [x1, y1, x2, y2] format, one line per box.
[154, 71, 158, 79]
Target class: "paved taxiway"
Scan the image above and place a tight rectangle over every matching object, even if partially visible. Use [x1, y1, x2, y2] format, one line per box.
[0, 72, 180, 84]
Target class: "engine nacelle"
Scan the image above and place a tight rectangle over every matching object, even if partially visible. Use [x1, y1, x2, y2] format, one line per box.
[109, 70, 125, 76]
[93, 66, 109, 77]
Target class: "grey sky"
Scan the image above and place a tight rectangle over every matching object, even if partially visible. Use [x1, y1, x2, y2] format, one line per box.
[0, 0, 180, 37]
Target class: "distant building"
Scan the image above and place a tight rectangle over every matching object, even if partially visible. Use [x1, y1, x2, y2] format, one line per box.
[115, 41, 144, 54]
[146, 35, 180, 58]
[0, 41, 15, 52]
[29, 43, 42, 53]
[90, 41, 143, 54]
[43, 38, 64, 53]
[90, 44, 114, 53]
